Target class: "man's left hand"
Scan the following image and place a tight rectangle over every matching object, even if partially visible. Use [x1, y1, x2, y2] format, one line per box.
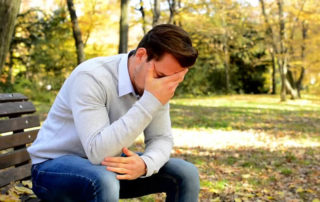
[101, 147, 146, 180]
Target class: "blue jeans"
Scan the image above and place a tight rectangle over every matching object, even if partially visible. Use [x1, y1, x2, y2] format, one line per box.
[31, 155, 200, 202]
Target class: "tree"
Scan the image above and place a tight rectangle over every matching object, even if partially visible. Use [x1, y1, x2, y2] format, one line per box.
[119, 0, 128, 53]
[67, 0, 85, 65]
[0, 0, 21, 72]
[152, 0, 160, 26]
[259, 0, 298, 101]
[137, 0, 147, 34]
[259, 0, 277, 94]
[167, 0, 176, 24]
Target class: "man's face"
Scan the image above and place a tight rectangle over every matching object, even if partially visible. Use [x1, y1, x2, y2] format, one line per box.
[133, 52, 186, 95]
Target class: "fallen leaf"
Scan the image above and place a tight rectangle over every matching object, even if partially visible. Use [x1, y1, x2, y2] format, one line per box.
[296, 187, 304, 193]
[13, 186, 34, 195]
[0, 194, 20, 202]
[212, 197, 221, 202]
[22, 180, 32, 189]
[234, 198, 242, 202]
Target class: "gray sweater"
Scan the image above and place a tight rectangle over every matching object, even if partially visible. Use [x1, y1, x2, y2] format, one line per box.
[27, 53, 173, 177]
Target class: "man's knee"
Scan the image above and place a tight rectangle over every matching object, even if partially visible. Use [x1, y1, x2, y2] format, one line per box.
[164, 158, 200, 189]
[92, 169, 120, 201]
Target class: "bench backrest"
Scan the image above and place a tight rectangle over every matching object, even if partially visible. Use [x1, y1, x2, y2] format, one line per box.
[0, 93, 40, 187]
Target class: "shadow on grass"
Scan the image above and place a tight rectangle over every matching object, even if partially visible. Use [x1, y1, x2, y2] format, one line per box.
[172, 146, 320, 201]
[170, 104, 320, 138]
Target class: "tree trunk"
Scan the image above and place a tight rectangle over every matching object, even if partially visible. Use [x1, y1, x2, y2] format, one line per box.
[177, 0, 182, 27]
[259, 0, 279, 95]
[152, 0, 160, 27]
[286, 1, 306, 98]
[167, 0, 176, 24]
[296, 21, 308, 98]
[67, 0, 85, 64]
[278, 0, 286, 101]
[222, 4, 230, 94]
[270, 49, 276, 94]
[0, 0, 21, 73]
[138, 0, 147, 34]
[223, 45, 230, 94]
[119, 0, 128, 53]
[277, 0, 298, 101]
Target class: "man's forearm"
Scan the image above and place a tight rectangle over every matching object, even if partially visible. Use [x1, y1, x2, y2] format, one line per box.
[74, 91, 162, 164]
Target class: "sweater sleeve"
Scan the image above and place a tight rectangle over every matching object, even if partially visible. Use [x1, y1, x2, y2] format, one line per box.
[69, 72, 162, 164]
[140, 103, 173, 177]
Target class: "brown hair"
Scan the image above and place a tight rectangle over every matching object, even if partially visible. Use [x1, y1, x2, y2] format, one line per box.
[134, 24, 198, 67]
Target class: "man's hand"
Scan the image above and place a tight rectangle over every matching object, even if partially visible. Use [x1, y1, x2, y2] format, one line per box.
[145, 62, 188, 105]
[101, 147, 146, 180]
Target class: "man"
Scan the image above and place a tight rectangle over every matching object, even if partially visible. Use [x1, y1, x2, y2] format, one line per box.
[28, 24, 199, 202]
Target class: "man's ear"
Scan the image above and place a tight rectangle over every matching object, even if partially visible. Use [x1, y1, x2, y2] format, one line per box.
[135, 48, 148, 62]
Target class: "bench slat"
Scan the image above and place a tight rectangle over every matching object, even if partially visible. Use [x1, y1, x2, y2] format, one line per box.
[0, 93, 28, 103]
[0, 149, 30, 169]
[0, 163, 32, 187]
[0, 101, 36, 117]
[0, 115, 40, 133]
[0, 130, 39, 150]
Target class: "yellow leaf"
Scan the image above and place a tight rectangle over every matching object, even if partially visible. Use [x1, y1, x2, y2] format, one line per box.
[14, 186, 34, 195]
[306, 189, 314, 193]
[242, 174, 250, 179]
[209, 188, 220, 194]
[7, 189, 19, 199]
[277, 191, 285, 197]
[296, 187, 304, 193]
[312, 199, 320, 202]
[212, 197, 221, 202]
[0, 194, 20, 202]
[22, 180, 32, 189]
[235, 198, 242, 202]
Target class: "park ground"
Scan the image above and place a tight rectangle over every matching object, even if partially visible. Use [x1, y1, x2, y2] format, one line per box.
[1, 94, 320, 202]
[126, 94, 320, 201]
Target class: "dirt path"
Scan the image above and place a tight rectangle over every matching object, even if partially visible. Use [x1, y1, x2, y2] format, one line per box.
[171, 128, 320, 150]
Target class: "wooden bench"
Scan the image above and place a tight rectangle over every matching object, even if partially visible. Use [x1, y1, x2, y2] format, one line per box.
[0, 93, 40, 189]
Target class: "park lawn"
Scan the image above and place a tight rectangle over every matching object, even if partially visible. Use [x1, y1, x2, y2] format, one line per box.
[123, 94, 320, 201]
[3, 94, 319, 201]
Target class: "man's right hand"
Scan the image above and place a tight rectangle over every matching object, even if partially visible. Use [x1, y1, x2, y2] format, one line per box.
[145, 62, 188, 105]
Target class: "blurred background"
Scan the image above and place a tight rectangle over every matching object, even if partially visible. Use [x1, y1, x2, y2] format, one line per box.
[1, 0, 320, 102]
[1, 0, 320, 201]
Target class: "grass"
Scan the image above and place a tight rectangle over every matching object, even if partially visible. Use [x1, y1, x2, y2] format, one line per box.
[8, 94, 320, 201]
[170, 94, 320, 140]
[127, 94, 320, 201]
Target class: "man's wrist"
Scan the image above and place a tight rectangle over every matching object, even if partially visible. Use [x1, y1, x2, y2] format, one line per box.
[143, 162, 148, 176]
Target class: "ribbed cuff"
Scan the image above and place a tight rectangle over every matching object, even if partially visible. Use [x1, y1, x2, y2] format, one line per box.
[140, 155, 156, 177]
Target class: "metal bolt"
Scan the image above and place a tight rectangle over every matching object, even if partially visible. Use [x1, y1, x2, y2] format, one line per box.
[25, 120, 29, 124]
[28, 135, 31, 139]
[19, 105, 23, 109]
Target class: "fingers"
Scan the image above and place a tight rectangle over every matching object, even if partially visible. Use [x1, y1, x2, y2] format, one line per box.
[146, 62, 155, 82]
[116, 174, 131, 180]
[122, 147, 136, 157]
[160, 68, 188, 83]
[103, 156, 129, 163]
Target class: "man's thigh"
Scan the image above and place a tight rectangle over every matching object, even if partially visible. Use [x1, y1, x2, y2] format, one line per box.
[31, 155, 119, 202]
[120, 158, 199, 199]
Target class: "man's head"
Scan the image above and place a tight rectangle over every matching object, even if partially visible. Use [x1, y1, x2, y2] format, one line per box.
[135, 24, 198, 68]
[128, 24, 197, 96]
